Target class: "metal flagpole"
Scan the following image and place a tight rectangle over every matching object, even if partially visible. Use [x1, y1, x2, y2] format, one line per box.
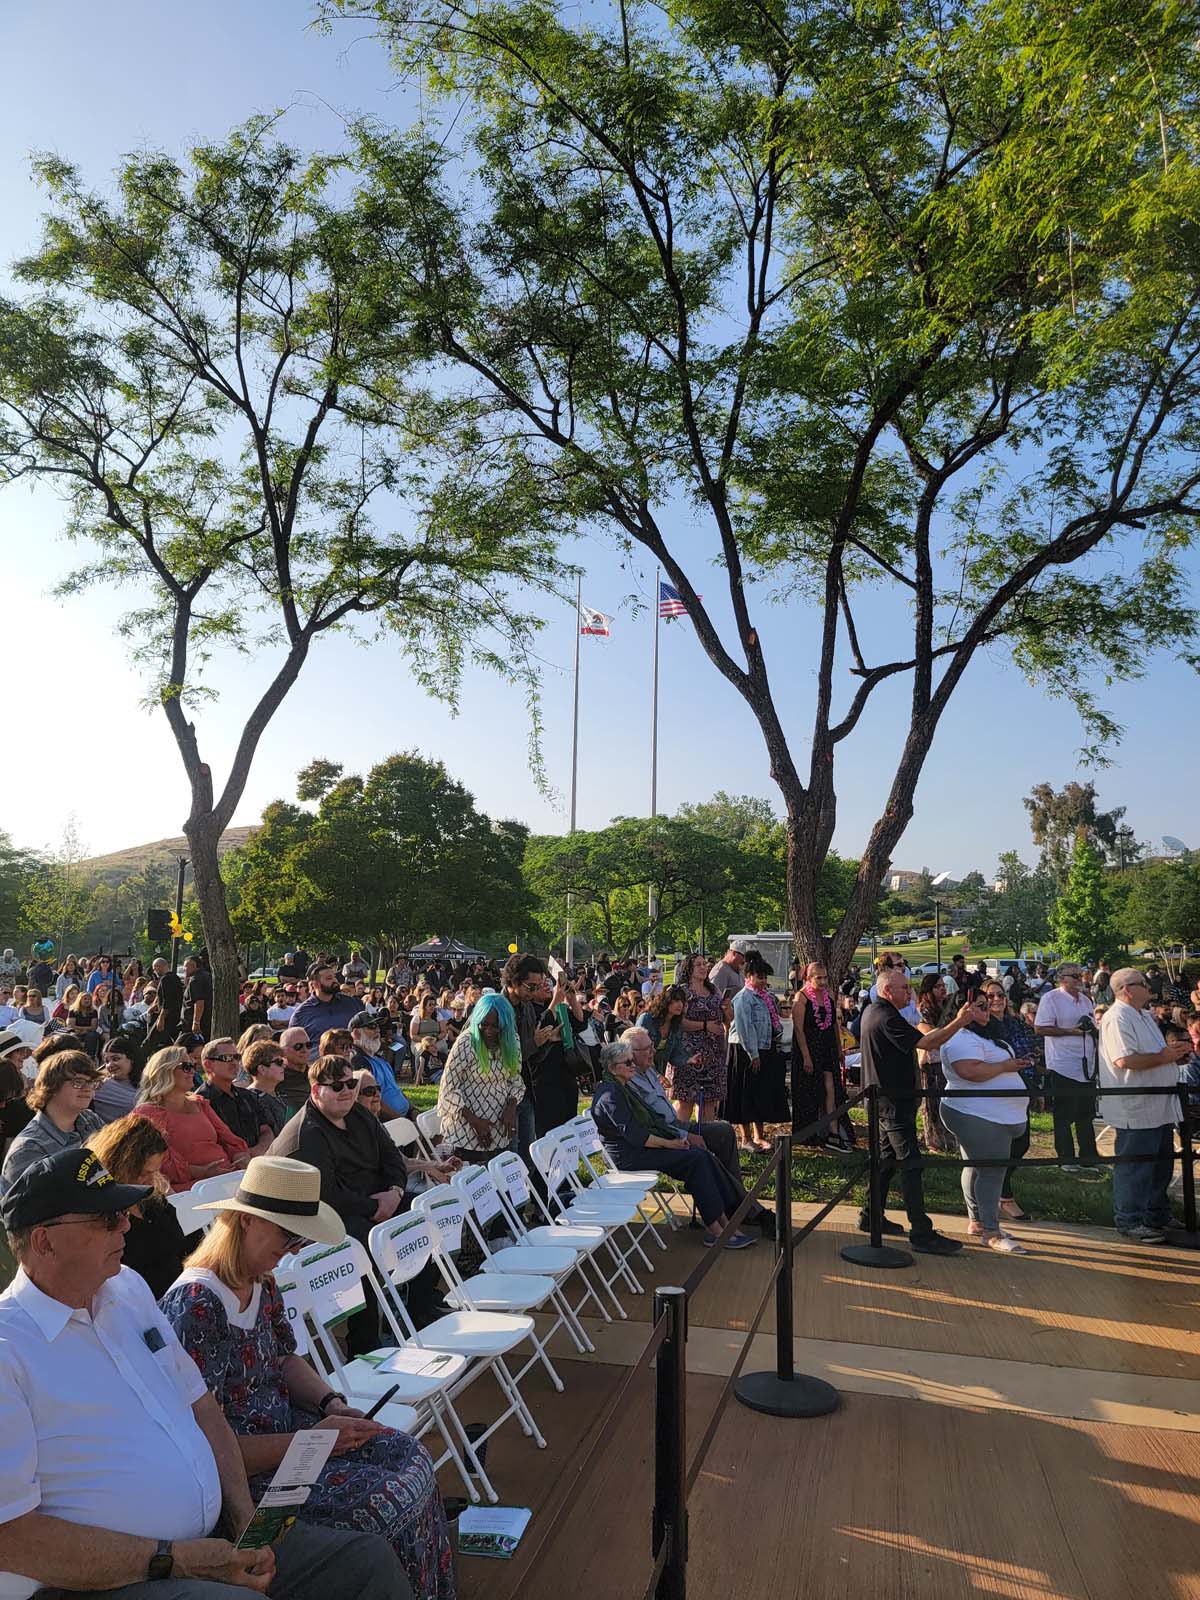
[566, 574, 582, 970]
[648, 567, 660, 966]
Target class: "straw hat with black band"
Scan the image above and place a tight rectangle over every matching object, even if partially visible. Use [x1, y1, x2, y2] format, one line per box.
[193, 1155, 344, 1245]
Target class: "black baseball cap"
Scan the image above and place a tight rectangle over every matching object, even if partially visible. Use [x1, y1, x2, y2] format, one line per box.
[348, 1011, 379, 1032]
[1, 1147, 151, 1234]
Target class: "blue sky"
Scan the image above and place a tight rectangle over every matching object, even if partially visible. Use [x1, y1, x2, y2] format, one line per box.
[1, 1, 1196, 879]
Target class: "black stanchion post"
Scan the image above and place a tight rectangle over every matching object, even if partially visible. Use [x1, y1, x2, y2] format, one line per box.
[1166, 1105, 1200, 1248]
[841, 1084, 914, 1270]
[653, 1286, 688, 1600]
[734, 1136, 839, 1417]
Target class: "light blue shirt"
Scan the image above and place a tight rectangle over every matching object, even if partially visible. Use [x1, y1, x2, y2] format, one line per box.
[731, 985, 774, 1055]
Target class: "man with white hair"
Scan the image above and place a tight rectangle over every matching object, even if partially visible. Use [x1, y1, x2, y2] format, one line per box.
[858, 966, 988, 1254]
[143, 956, 184, 1051]
[1099, 967, 1191, 1243]
[276, 1025, 315, 1113]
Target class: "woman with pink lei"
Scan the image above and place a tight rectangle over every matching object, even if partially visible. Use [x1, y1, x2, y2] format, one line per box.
[792, 961, 853, 1152]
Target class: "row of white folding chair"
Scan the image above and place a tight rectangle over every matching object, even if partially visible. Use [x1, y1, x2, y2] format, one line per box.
[279, 1232, 515, 1505]
[539, 1123, 667, 1261]
[566, 1113, 679, 1238]
[168, 1170, 243, 1235]
[527, 1133, 659, 1283]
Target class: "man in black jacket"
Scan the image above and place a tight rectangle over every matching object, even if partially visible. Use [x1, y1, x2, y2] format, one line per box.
[268, 1056, 455, 1347]
[144, 956, 184, 1050]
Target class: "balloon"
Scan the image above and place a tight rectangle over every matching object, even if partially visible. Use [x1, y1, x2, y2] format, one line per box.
[183, 932, 194, 943]
[507, 943, 518, 954]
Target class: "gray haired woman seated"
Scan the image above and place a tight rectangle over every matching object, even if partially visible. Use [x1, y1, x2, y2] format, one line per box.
[589, 1039, 757, 1250]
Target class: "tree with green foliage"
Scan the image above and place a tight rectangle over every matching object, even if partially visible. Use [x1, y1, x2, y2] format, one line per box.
[1024, 781, 1135, 884]
[0, 121, 561, 1033]
[1051, 838, 1120, 965]
[971, 853, 1055, 958]
[0, 831, 39, 948]
[328, 0, 1200, 975]
[1120, 857, 1200, 982]
[17, 819, 98, 954]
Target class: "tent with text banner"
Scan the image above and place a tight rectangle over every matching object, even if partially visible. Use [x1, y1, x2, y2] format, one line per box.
[406, 936, 487, 961]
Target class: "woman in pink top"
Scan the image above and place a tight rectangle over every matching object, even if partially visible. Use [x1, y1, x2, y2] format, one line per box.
[133, 1044, 248, 1189]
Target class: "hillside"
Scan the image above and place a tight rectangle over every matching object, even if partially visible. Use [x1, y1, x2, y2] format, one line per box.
[79, 826, 258, 887]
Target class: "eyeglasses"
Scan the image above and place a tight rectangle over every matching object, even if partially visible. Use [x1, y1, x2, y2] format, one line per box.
[207, 1053, 240, 1063]
[267, 1057, 286, 1069]
[41, 1207, 136, 1233]
[358, 1084, 381, 1097]
[65, 1074, 101, 1088]
[317, 1075, 354, 1091]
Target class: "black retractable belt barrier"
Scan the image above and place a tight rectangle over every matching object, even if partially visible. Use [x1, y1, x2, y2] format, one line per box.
[839, 1084, 914, 1269]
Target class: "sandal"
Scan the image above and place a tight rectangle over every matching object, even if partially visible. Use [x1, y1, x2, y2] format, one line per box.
[999, 1199, 1030, 1221]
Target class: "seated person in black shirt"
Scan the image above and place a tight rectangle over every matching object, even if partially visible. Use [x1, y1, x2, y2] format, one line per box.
[195, 1036, 274, 1157]
[858, 968, 987, 1255]
[268, 1053, 457, 1348]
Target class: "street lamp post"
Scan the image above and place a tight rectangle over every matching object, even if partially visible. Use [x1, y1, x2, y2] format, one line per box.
[932, 898, 942, 976]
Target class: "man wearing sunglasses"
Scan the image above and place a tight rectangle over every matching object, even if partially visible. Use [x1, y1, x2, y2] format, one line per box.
[195, 1038, 274, 1161]
[0, 1148, 408, 1600]
[268, 1058, 456, 1350]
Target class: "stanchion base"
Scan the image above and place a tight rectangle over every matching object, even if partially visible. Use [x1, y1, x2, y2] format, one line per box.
[1163, 1226, 1200, 1250]
[734, 1371, 839, 1418]
[840, 1242, 914, 1269]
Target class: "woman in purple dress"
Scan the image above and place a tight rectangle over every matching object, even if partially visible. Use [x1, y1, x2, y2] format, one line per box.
[668, 953, 732, 1124]
[159, 1155, 454, 1600]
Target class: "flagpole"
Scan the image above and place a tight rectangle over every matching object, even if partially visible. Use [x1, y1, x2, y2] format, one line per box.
[566, 573, 582, 970]
[647, 567, 660, 965]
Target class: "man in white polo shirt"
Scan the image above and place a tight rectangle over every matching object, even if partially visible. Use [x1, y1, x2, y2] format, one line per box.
[1099, 967, 1192, 1244]
[1034, 963, 1100, 1174]
[0, 1148, 409, 1600]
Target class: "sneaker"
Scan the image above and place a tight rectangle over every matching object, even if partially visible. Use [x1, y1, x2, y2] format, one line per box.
[824, 1135, 848, 1153]
[986, 1234, 1028, 1255]
[1078, 1165, 1104, 1176]
[704, 1229, 757, 1249]
[1117, 1225, 1167, 1244]
[910, 1231, 964, 1256]
[1059, 1164, 1081, 1174]
[857, 1216, 906, 1237]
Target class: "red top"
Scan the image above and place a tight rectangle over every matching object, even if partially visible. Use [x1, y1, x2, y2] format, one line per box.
[132, 1098, 247, 1190]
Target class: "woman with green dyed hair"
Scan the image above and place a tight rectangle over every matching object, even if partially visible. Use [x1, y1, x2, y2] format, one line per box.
[437, 991, 526, 1160]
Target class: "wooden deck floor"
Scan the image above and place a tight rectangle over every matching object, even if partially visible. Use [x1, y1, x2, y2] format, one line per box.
[443, 1203, 1200, 1599]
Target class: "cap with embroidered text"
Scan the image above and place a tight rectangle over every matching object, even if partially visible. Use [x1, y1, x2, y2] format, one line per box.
[1, 1147, 152, 1234]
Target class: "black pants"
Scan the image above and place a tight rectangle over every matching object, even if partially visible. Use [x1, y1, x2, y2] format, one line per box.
[1047, 1070, 1098, 1164]
[859, 1093, 934, 1240]
[696, 1118, 767, 1220]
[1001, 1124, 1031, 1199]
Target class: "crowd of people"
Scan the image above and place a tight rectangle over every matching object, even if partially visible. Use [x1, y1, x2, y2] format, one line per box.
[0, 936, 1196, 1599]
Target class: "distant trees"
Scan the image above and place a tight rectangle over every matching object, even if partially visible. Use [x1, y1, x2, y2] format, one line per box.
[971, 853, 1055, 957]
[1024, 782, 1138, 885]
[1051, 839, 1120, 966]
[1120, 858, 1200, 981]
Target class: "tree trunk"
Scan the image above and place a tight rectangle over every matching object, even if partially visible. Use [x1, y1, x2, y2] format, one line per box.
[785, 807, 831, 970]
[184, 813, 242, 1040]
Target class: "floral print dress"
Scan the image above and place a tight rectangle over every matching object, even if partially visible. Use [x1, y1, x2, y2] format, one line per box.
[668, 990, 728, 1104]
[159, 1269, 454, 1600]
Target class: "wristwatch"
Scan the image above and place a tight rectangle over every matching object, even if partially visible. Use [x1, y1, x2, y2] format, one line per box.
[148, 1539, 174, 1581]
[316, 1389, 346, 1415]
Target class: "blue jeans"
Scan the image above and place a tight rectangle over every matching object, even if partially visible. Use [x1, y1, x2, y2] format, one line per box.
[1113, 1123, 1175, 1231]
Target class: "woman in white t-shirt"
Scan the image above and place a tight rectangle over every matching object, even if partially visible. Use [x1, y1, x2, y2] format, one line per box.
[939, 1022, 1032, 1255]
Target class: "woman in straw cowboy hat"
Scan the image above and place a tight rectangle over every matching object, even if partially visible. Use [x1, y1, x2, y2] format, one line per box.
[159, 1156, 454, 1600]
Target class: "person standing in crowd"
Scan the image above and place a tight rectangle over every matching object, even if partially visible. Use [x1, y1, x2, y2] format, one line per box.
[528, 973, 588, 1135]
[55, 955, 82, 1000]
[289, 959, 361, 1059]
[858, 968, 987, 1254]
[91, 1034, 144, 1125]
[706, 946, 746, 1002]
[937, 1005, 1033, 1255]
[915, 974, 952, 1154]
[196, 1038, 275, 1156]
[726, 956, 789, 1152]
[1099, 967, 1192, 1243]
[501, 952, 558, 1163]
[1092, 959, 1115, 1007]
[1035, 963, 1101, 1175]
[0, 1146, 410, 1600]
[144, 955, 185, 1051]
[636, 986, 694, 1080]
[979, 980, 1038, 1222]
[85, 1114, 189, 1296]
[624, 1027, 774, 1237]
[160, 1157, 454, 1600]
[267, 983, 297, 1030]
[0, 949, 19, 989]
[437, 992, 526, 1163]
[671, 952, 731, 1126]
[793, 960, 851, 1152]
[0, 1050, 104, 1196]
[133, 1046, 249, 1190]
[408, 993, 447, 1085]
[180, 953, 214, 1042]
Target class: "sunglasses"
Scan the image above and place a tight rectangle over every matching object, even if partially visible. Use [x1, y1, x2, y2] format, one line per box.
[358, 1084, 381, 1097]
[207, 1052, 240, 1063]
[41, 1207, 136, 1233]
[317, 1074, 354, 1091]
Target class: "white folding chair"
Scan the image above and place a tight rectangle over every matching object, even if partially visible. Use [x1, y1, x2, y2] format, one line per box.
[450, 1167, 601, 1350]
[571, 1112, 680, 1232]
[282, 1236, 490, 1502]
[168, 1188, 208, 1236]
[558, 1119, 673, 1249]
[414, 1186, 568, 1392]
[367, 1212, 550, 1497]
[487, 1150, 632, 1315]
[385, 1116, 422, 1149]
[529, 1133, 656, 1281]
[414, 1108, 442, 1160]
[188, 1172, 243, 1211]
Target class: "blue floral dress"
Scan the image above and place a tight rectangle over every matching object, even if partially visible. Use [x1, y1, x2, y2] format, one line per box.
[159, 1269, 455, 1600]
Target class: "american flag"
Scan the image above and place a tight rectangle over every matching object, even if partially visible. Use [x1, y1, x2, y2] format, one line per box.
[579, 604, 612, 636]
[658, 579, 696, 619]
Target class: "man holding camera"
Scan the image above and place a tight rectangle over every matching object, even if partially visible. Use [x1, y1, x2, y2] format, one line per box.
[1035, 963, 1100, 1174]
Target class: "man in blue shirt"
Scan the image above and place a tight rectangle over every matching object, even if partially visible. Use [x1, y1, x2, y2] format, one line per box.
[349, 1011, 411, 1120]
[624, 1027, 773, 1235]
[289, 959, 361, 1059]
